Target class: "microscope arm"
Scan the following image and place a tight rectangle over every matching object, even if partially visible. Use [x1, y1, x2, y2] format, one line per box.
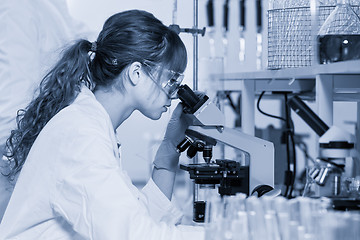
[187, 126, 275, 193]
[177, 84, 274, 193]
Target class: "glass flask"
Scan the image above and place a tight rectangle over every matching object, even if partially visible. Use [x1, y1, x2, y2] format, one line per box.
[318, 0, 360, 64]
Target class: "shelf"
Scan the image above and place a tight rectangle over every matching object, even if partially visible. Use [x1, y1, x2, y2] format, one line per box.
[217, 59, 360, 80]
[212, 59, 360, 135]
[215, 59, 360, 100]
[219, 78, 315, 94]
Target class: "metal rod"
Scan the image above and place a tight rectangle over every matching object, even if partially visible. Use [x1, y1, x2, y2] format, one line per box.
[172, 0, 178, 24]
[192, 0, 199, 220]
[193, 0, 199, 91]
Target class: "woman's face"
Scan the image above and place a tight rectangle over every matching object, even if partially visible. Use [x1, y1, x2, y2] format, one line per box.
[135, 69, 174, 120]
[131, 63, 184, 120]
[138, 85, 171, 120]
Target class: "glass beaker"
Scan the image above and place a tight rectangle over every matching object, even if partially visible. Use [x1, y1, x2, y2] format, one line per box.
[194, 184, 217, 223]
[317, 0, 360, 63]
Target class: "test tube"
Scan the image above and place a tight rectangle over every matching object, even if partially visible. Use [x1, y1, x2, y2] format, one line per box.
[222, 0, 230, 58]
[206, 0, 216, 58]
[230, 194, 249, 240]
[262, 196, 281, 240]
[246, 196, 267, 239]
[274, 197, 290, 240]
[256, 0, 263, 70]
[239, 0, 246, 62]
[204, 194, 224, 240]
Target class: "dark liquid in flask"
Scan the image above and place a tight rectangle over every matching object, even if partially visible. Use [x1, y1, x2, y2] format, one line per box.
[318, 35, 360, 64]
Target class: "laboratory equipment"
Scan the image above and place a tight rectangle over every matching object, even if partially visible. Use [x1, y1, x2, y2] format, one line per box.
[344, 176, 360, 198]
[192, 183, 217, 223]
[239, 0, 246, 62]
[206, 0, 216, 58]
[318, 0, 360, 63]
[315, 126, 354, 196]
[204, 195, 360, 240]
[168, 24, 206, 37]
[256, 0, 263, 70]
[288, 96, 359, 208]
[222, 0, 230, 58]
[176, 84, 275, 222]
[267, 1, 360, 69]
[181, 160, 249, 222]
[168, 0, 206, 92]
[172, 0, 178, 26]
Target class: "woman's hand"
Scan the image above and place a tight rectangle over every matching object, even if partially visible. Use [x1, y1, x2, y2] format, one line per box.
[153, 103, 190, 172]
[163, 103, 190, 147]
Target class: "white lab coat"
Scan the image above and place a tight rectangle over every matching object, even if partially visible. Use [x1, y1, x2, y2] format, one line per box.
[0, 86, 204, 240]
[0, 0, 93, 221]
[0, 0, 92, 146]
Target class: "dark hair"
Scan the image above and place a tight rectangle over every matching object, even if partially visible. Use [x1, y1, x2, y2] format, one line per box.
[4, 10, 187, 179]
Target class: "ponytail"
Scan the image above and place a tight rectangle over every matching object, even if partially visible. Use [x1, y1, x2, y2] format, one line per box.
[5, 39, 93, 178]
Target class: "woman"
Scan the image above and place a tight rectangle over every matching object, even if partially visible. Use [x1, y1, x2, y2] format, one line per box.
[0, 10, 204, 240]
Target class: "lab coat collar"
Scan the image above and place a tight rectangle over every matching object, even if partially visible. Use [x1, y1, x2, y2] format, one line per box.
[77, 85, 122, 162]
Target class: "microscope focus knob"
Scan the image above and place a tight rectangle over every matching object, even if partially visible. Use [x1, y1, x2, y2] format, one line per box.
[187, 141, 205, 159]
[251, 185, 274, 197]
[187, 145, 198, 159]
[177, 137, 192, 153]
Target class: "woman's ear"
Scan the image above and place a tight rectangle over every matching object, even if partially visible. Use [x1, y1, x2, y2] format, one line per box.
[128, 62, 142, 86]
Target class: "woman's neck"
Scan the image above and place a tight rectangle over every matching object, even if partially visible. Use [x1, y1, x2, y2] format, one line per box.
[93, 87, 134, 130]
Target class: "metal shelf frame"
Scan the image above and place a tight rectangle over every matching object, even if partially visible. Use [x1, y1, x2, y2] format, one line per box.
[214, 60, 360, 138]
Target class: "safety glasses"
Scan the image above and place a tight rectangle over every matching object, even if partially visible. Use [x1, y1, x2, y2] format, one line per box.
[142, 62, 184, 99]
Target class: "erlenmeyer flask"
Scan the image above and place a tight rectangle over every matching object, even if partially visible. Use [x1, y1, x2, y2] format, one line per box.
[318, 0, 360, 63]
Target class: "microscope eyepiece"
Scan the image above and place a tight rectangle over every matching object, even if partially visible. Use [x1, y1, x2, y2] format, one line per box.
[177, 84, 209, 114]
[186, 140, 205, 159]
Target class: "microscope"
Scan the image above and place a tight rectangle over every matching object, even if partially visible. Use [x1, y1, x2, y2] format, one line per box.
[176, 85, 275, 222]
[288, 96, 359, 209]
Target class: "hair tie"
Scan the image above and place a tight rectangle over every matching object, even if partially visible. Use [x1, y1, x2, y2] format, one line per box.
[90, 41, 97, 52]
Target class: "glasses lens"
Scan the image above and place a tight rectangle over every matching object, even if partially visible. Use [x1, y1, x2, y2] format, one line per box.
[142, 62, 184, 98]
[163, 71, 184, 97]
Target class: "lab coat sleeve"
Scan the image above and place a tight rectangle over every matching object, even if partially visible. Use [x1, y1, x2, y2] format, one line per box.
[141, 178, 183, 225]
[50, 134, 204, 240]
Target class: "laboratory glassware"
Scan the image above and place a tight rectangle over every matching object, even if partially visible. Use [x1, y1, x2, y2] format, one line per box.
[194, 183, 217, 222]
[318, 0, 360, 63]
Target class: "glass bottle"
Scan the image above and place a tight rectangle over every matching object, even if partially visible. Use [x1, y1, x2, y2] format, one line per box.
[318, 0, 360, 63]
